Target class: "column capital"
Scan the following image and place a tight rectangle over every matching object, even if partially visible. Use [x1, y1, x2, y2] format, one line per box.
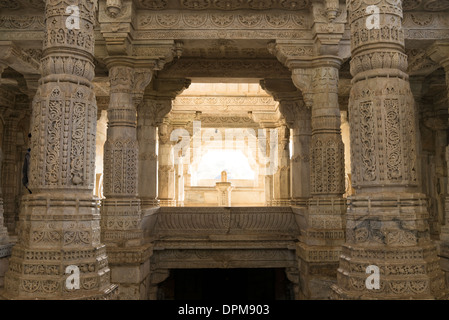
[138, 98, 172, 127]
[290, 57, 341, 108]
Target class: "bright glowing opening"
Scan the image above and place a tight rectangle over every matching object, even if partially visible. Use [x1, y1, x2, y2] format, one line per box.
[195, 149, 255, 181]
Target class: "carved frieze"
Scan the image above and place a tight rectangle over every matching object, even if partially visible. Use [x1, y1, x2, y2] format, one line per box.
[137, 11, 310, 30]
[159, 58, 291, 78]
[135, 0, 311, 10]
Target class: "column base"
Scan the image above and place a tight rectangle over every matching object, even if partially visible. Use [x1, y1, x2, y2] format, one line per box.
[3, 244, 119, 300]
[332, 193, 448, 300]
[0, 243, 13, 289]
[107, 243, 153, 300]
[2, 194, 118, 300]
[297, 242, 340, 299]
[331, 243, 446, 300]
[101, 198, 144, 246]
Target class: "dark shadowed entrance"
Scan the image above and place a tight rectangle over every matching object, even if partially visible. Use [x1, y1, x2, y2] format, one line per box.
[158, 268, 293, 300]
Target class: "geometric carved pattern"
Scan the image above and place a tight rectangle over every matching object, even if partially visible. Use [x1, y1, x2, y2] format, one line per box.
[332, 0, 447, 300]
[103, 139, 138, 196]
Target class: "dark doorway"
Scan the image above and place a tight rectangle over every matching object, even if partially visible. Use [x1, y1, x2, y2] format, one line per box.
[158, 268, 293, 300]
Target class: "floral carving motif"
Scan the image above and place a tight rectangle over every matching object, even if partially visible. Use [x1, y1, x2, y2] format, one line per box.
[210, 13, 234, 27]
[423, 0, 449, 11]
[156, 14, 181, 27]
[138, 0, 168, 9]
[359, 101, 376, 181]
[183, 13, 208, 27]
[403, 0, 422, 10]
[238, 14, 262, 27]
[280, 0, 308, 9]
[181, 0, 211, 9]
[265, 14, 290, 27]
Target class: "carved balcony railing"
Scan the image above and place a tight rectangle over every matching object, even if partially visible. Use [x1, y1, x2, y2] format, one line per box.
[151, 206, 299, 241]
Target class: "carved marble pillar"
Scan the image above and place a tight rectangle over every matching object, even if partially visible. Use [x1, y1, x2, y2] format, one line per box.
[100, 61, 153, 300]
[291, 106, 312, 206]
[0, 149, 9, 245]
[290, 60, 346, 299]
[3, 0, 117, 299]
[0, 134, 11, 290]
[272, 122, 290, 206]
[137, 98, 171, 208]
[262, 127, 275, 206]
[260, 79, 311, 207]
[139, 78, 190, 209]
[332, 0, 446, 299]
[158, 119, 176, 207]
[428, 41, 449, 285]
[102, 64, 148, 246]
[1, 114, 19, 234]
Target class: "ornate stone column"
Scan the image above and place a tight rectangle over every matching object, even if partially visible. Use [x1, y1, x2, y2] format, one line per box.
[0, 120, 12, 288]
[272, 122, 290, 206]
[101, 62, 152, 246]
[291, 60, 347, 299]
[261, 79, 310, 207]
[0, 151, 9, 245]
[1, 114, 19, 234]
[100, 60, 155, 299]
[140, 78, 190, 209]
[331, 1, 446, 299]
[3, 0, 117, 299]
[428, 41, 449, 285]
[158, 118, 176, 207]
[137, 99, 171, 208]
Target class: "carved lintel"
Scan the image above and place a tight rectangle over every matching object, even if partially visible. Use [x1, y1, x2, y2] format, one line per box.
[0, 41, 40, 75]
[145, 78, 191, 100]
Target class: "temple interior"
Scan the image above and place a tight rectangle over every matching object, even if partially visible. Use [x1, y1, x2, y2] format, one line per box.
[0, 0, 449, 300]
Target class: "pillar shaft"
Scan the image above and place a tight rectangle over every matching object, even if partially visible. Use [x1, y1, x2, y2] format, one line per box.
[291, 61, 346, 299]
[1, 116, 19, 234]
[309, 63, 345, 198]
[291, 106, 311, 205]
[332, 0, 446, 299]
[137, 97, 172, 207]
[158, 120, 176, 206]
[101, 64, 152, 246]
[137, 106, 159, 207]
[4, 0, 117, 299]
[273, 123, 290, 206]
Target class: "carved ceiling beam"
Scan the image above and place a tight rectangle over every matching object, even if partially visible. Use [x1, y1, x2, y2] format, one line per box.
[0, 41, 40, 77]
[145, 77, 192, 101]
[251, 110, 283, 128]
[407, 48, 440, 77]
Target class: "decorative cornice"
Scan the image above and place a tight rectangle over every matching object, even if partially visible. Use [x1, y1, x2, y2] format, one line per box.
[135, 0, 311, 10]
